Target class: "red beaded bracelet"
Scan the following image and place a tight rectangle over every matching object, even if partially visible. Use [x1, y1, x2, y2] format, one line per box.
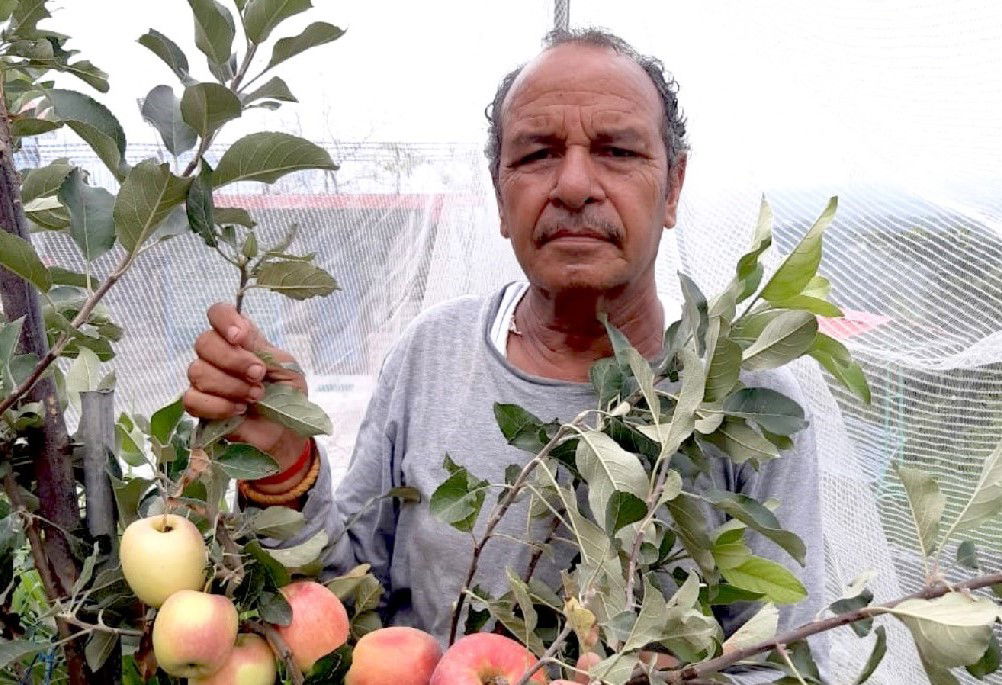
[254, 439, 314, 486]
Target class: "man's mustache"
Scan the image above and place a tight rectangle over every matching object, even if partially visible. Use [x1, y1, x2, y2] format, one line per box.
[534, 212, 624, 247]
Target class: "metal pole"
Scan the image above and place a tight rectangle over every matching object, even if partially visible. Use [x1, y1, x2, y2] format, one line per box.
[554, 0, 570, 31]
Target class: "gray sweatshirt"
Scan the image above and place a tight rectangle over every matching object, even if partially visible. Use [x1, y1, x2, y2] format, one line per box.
[290, 287, 828, 681]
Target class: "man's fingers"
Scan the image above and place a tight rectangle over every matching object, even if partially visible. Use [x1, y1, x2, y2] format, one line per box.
[206, 302, 269, 351]
[182, 388, 247, 420]
[187, 359, 263, 403]
[194, 330, 268, 383]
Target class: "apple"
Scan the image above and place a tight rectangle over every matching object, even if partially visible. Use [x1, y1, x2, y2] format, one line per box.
[120, 513, 206, 607]
[430, 633, 548, 685]
[273, 581, 350, 672]
[189, 633, 277, 685]
[569, 652, 601, 683]
[345, 626, 442, 685]
[152, 590, 238, 678]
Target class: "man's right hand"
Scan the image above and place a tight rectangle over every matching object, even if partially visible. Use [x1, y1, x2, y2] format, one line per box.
[183, 303, 312, 492]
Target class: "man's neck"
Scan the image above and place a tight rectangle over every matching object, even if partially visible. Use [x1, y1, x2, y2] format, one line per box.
[507, 280, 664, 382]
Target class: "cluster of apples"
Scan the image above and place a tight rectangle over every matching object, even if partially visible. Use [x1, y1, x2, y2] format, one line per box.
[120, 513, 350, 683]
[121, 513, 597, 684]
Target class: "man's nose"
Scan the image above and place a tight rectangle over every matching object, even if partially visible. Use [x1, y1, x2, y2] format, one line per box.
[549, 147, 603, 210]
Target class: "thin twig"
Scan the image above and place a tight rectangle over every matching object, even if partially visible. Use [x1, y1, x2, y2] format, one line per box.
[515, 620, 575, 685]
[244, 619, 304, 685]
[55, 613, 143, 638]
[524, 515, 562, 585]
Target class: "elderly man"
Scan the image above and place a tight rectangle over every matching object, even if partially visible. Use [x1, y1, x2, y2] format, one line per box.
[184, 28, 826, 681]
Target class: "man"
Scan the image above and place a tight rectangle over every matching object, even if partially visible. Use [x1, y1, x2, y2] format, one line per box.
[184, 29, 826, 681]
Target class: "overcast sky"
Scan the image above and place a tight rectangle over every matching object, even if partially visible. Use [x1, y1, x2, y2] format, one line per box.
[43, 1, 1002, 206]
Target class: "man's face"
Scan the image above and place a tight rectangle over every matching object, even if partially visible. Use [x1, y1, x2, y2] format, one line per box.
[497, 43, 685, 295]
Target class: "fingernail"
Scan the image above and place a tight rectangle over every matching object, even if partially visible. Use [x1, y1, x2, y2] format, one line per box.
[247, 364, 266, 381]
[234, 404, 247, 415]
[227, 326, 241, 343]
[248, 386, 264, 401]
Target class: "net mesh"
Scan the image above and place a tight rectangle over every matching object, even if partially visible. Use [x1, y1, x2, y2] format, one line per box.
[10, 1, 1002, 682]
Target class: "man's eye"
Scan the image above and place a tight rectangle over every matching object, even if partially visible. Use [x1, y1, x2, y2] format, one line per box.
[517, 149, 552, 164]
[604, 147, 637, 158]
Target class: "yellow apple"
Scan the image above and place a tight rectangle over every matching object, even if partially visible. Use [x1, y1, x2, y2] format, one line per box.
[273, 581, 350, 672]
[153, 590, 238, 678]
[120, 513, 206, 607]
[189, 633, 277, 685]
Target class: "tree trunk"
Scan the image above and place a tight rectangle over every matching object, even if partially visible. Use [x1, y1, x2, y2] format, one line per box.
[0, 85, 89, 685]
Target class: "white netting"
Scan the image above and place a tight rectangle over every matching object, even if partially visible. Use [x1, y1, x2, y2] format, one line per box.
[10, 1, 1002, 682]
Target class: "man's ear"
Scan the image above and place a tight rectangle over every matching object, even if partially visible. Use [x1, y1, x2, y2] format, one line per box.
[662, 153, 688, 229]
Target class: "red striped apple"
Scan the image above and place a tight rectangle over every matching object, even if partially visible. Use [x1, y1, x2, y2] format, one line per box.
[274, 581, 350, 672]
[120, 514, 206, 607]
[430, 633, 548, 685]
[152, 590, 237, 678]
[345, 626, 442, 685]
[189, 633, 277, 685]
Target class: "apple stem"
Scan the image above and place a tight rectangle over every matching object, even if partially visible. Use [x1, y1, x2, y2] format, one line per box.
[244, 619, 304, 685]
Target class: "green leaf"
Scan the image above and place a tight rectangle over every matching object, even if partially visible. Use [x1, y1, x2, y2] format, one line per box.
[58, 168, 116, 261]
[741, 310, 818, 370]
[266, 21, 345, 71]
[256, 383, 332, 436]
[188, 0, 235, 75]
[264, 530, 327, 570]
[85, 631, 117, 672]
[768, 295, 843, 318]
[956, 540, 979, 571]
[808, 332, 871, 403]
[0, 230, 50, 292]
[589, 357, 625, 409]
[258, 590, 292, 625]
[704, 335, 742, 402]
[186, 163, 216, 246]
[889, 593, 998, 668]
[60, 60, 110, 94]
[941, 439, 1002, 542]
[216, 442, 279, 480]
[113, 160, 193, 254]
[590, 653, 640, 685]
[21, 162, 72, 229]
[0, 317, 24, 395]
[896, 464, 945, 557]
[141, 85, 197, 156]
[760, 196, 837, 302]
[575, 430, 649, 529]
[721, 556, 807, 604]
[703, 490, 806, 565]
[830, 589, 875, 637]
[111, 476, 152, 527]
[0, 640, 44, 668]
[243, 0, 311, 44]
[605, 490, 647, 534]
[214, 207, 256, 227]
[245, 539, 291, 586]
[255, 260, 338, 300]
[212, 131, 338, 186]
[137, 30, 195, 85]
[854, 625, 888, 684]
[621, 576, 672, 651]
[252, 506, 305, 539]
[193, 416, 244, 448]
[11, 118, 61, 137]
[150, 397, 184, 445]
[722, 387, 808, 436]
[722, 602, 778, 652]
[429, 459, 488, 533]
[44, 89, 127, 179]
[733, 195, 774, 303]
[711, 530, 751, 570]
[666, 493, 715, 573]
[504, 567, 540, 653]
[180, 82, 241, 139]
[386, 486, 421, 503]
[679, 272, 709, 356]
[493, 403, 546, 453]
[242, 75, 297, 106]
[702, 417, 780, 466]
[966, 632, 1001, 680]
[9, 0, 49, 35]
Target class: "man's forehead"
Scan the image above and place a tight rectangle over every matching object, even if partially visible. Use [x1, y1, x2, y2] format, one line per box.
[507, 113, 652, 145]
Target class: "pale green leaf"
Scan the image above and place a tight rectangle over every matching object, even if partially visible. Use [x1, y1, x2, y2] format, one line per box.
[679, 272, 709, 356]
[188, 0, 235, 73]
[113, 160, 193, 254]
[722, 387, 808, 436]
[140, 85, 197, 156]
[702, 417, 780, 465]
[58, 168, 115, 261]
[243, 0, 311, 44]
[65, 347, 102, 412]
[760, 196, 837, 301]
[265, 530, 327, 570]
[721, 556, 807, 604]
[242, 75, 297, 105]
[626, 347, 660, 417]
[575, 430, 648, 529]
[966, 633, 1000, 680]
[505, 567, 539, 652]
[84, 631, 117, 672]
[808, 332, 871, 403]
[180, 82, 241, 139]
[255, 260, 338, 300]
[722, 602, 778, 652]
[137, 29, 195, 85]
[266, 21, 345, 71]
[942, 439, 1002, 542]
[430, 458, 488, 533]
[768, 294, 843, 318]
[256, 383, 332, 436]
[704, 335, 742, 402]
[252, 506, 305, 539]
[854, 626, 888, 684]
[0, 230, 50, 292]
[712, 530, 751, 570]
[732, 194, 774, 303]
[890, 593, 997, 668]
[590, 653, 640, 685]
[702, 489, 806, 565]
[215, 207, 256, 227]
[896, 464, 945, 557]
[216, 442, 279, 480]
[741, 310, 818, 370]
[213, 131, 338, 186]
[623, 576, 671, 650]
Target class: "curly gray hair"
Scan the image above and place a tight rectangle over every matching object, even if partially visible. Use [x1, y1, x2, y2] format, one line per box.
[485, 28, 689, 194]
